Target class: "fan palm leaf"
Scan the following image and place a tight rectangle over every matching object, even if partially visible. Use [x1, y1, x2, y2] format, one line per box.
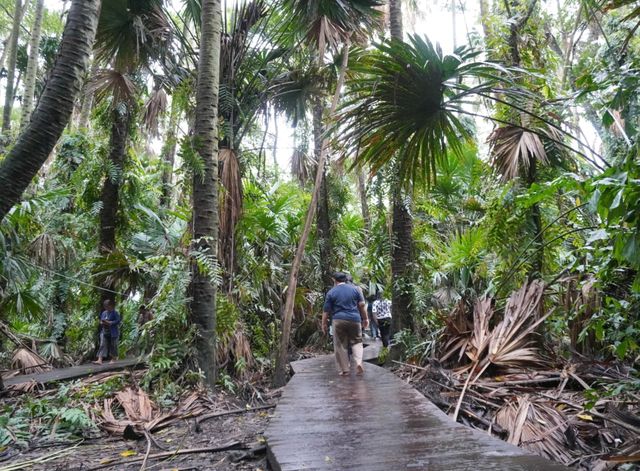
[341, 35, 513, 188]
[95, 0, 170, 71]
[282, 0, 383, 52]
[488, 125, 565, 181]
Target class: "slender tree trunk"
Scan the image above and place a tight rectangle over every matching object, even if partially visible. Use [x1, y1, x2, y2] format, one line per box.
[313, 99, 333, 291]
[388, 0, 414, 334]
[2, 0, 25, 133]
[77, 61, 97, 131]
[274, 41, 350, 388]
[160, 99, 179, 208]
[389, 0, 403, 40]
[357, 170, 370, 233]
[189, 0, 222, 387]
[19, 0, 45, 130]
[0, 0, 101, 222]
[97, 108, 129, 306]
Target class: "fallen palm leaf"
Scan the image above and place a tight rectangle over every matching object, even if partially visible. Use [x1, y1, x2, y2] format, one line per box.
[11, 348, 52, 374]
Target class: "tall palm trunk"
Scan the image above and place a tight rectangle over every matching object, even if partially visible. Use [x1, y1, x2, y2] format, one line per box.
[160, 99, 179, 208]
[0, 0, 101, 222]
[313, 100, 333, 290]
[388, 0, 414, 334]
[77, 61, 98, 131]
[19, 0, 45, 130]
[1, 0, 26, 132]
[189, 0, 222, 387]
[97, 108, 129, 304]
[357, 170, 370, 233]
[389, 0, 403, 40]
[274, 41, 350, 388]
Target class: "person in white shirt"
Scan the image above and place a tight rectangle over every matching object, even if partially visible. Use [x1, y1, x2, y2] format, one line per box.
[372, 294, 392, 347]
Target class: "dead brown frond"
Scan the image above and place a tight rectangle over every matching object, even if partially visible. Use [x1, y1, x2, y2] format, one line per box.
[290, 147, 314, 185]
[11, 348, 52, 374]
[478, 280, 549, 375]
[488, 126, 549, 181]
[219, 149, 243, 275]
[439, 300, 473, 363]
[99, 388, 212, 435]
[88, 69, 137, 109]
[29, 233, 57, 268]
[495, 396, 579, 463]
[142, 88, 168, 136]
[440, 281, 549, 376]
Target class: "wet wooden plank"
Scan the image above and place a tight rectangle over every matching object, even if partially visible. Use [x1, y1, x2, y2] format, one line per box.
[4, 358, 143, 386]
[265, 354, 570, 471]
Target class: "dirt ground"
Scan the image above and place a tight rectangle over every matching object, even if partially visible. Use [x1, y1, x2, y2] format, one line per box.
[1, 404, 272, 471]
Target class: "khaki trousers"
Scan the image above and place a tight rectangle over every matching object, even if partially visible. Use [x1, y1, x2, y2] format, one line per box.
[332, 319, 363, 373]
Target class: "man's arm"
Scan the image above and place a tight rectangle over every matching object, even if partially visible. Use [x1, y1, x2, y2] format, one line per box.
[358, 302, 369, 329]
[321, 311, 329, 335]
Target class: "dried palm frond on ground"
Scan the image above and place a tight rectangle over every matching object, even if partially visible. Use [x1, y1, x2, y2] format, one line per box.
[396, 359, 640, 470]
[440, 280, 549, 377]
[99, 387, 213, 435]
[11, 348, 52, 374]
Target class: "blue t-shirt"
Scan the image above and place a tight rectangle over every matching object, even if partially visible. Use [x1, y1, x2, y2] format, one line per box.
[100, 309, 121, 337]
[323, 284, 364, 323]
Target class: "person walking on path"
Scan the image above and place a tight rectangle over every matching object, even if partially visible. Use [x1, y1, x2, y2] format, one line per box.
[367, 295, 380, 339]
[321, 272, 369, 376]
[94, 299, 121, 365]
[372, 294, 392, 347]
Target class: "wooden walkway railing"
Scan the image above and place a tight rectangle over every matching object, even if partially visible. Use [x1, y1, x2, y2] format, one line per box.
[265, 353, 569, 471]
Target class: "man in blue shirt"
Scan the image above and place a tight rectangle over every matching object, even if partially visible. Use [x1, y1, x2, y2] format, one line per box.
[94, 299, 121, 365]
[322, 272, 369, 376]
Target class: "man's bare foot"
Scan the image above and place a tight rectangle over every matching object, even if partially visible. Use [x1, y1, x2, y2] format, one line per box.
[338, 371, 349, 376]
[109, 360, 116, 364]
[356, 364, 364, 376]
[93, 360, 102, 365]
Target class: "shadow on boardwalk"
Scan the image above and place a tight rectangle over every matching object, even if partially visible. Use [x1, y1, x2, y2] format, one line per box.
[265, 352, 570, 471]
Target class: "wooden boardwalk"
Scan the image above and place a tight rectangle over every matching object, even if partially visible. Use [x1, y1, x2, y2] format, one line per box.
[3, 358, 143, 387]
[265, 353, 569, 471]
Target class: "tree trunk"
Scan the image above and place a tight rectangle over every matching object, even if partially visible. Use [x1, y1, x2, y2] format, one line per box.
[273, 41, 350, 388]
[77, 61, 98, 131]
[389, 0, 403, 40]
[160, 99, 179, 208]
[357, 170, 370, 233]
[391, 193, 413, 333]
[19, 0, 45, 130]
[388, 0, 414, 333]
[189, 0, 222, 388]
[313, 100, 333, 291]
[98, 107, 129, 294]
[1, 0, 25, 133]
[0, 0, 101, 222]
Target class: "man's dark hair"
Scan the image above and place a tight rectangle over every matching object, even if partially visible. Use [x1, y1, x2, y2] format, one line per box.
[104, 299, 115, 307]
[332, 272, 348, 283]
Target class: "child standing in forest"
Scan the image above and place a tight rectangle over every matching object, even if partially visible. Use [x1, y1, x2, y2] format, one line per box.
[94, 299, 121, 365]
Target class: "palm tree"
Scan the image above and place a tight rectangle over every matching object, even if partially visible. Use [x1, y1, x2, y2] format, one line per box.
[386, 0, 416, 335]
[19, 0, 45, 130]
[91, 0, 170, 302]
[281, 0, 383, 291]
[1, 0, 28, 133]
[0, 0, 101, 223]
[273, 0, 382, 387]
[190, 0, 223, 387]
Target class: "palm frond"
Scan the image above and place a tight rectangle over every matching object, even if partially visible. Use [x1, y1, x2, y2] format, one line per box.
[282, 0, 384, 52]
[143, 88, 168, 136]
[341, 36, 507, 188]
[88, 69, 138, 108]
